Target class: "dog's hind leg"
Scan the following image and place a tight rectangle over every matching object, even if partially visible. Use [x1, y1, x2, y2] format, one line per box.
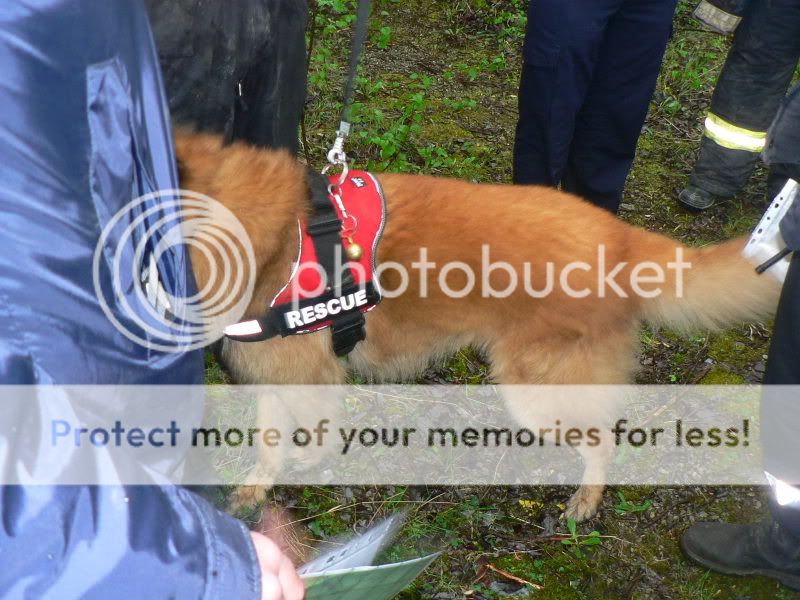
[490, 329, 636, 521]
[562, 432, 616, 522]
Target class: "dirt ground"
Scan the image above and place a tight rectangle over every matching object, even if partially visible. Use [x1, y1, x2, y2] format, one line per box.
[206, 1, 799, 597]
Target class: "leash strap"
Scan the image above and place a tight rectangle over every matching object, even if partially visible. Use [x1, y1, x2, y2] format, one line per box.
[327, 0, 371, 165]
[341, 0, 371, 128]
[226, 1, 374, 356]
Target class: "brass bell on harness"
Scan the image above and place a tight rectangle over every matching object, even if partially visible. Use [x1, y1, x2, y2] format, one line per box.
[345, 237, 364, 261]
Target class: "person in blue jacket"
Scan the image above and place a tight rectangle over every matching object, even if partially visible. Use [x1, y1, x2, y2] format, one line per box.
[681, 84, 800, 592]
[0, 1, 302, 598]
[512, 0, 678, 212]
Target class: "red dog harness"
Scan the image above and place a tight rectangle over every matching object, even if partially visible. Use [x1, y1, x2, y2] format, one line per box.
[224, 170, 386, 356]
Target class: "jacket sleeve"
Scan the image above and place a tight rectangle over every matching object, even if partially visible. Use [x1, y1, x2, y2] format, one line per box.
[764, 84, 800, 251]
[0, 485, 261, 599]
[0, 2, 262, 596]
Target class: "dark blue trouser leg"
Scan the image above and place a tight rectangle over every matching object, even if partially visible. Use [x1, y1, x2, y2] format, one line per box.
[561, 0, 676, 212]
[763, 253, 800, 538]
[765, 254, 800, 386]
[513, 0, 616, 189]
[513, 0, 676, 212]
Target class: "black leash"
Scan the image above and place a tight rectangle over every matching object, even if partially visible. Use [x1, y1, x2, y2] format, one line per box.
[316, 0, 374, 355]
[327, 0, 371, 167]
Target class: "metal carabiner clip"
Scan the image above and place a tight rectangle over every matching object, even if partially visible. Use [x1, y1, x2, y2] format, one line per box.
[323, 122, 351, 186]
[321, 158, 349, 186]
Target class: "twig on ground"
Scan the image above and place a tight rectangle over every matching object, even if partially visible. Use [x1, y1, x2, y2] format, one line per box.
[485, 563, 544, 590]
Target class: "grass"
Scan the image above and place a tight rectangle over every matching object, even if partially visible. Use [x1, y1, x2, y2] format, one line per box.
[204, 0, 798, 597]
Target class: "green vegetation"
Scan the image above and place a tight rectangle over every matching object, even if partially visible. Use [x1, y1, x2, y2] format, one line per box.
[560, 517, 603, 559]
[614, 491, 653, 515]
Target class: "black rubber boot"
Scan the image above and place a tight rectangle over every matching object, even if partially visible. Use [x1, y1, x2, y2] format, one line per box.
[681, 520, 800, 591]
[678, 184, 726, 211]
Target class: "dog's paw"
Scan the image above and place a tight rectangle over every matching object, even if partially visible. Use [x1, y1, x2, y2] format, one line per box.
[228, 484, 268, 513]
[228, 467, 275, 512]
[564, 486, 602, 522]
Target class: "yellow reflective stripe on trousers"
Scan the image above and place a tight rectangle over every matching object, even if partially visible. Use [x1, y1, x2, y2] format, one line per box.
[704, 113, 767, 152]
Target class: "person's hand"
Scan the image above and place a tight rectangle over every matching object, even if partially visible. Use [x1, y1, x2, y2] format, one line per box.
[249, 531, 305, 600]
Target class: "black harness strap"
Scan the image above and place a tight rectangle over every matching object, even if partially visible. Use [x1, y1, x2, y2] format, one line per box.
[330, 303, 367, 356]
[305, 170, 366, 356]
[305, 170, 346, 290]
[224, 172, 370, 355]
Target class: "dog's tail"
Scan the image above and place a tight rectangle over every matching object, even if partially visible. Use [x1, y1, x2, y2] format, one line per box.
[639, 234, 782, 331]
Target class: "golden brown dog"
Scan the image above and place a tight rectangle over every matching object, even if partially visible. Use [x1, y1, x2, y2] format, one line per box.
[176, 130, 780, 520]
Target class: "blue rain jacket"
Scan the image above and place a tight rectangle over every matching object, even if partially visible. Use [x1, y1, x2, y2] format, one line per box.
[0, 1, 260, 597]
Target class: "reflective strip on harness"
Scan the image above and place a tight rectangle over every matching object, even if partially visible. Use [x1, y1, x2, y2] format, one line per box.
[704, 113, 767, 152]
[224, 319, 266, 337]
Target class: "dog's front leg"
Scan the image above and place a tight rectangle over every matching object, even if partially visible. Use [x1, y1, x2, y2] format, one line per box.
[222, 335, 347, 511]
[228, 389, 284, 512]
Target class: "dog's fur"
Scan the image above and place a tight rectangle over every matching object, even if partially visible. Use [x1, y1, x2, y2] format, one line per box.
[176, 131, 781, 520]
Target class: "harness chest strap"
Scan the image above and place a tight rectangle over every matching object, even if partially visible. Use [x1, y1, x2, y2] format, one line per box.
[224, 169, 386, 356]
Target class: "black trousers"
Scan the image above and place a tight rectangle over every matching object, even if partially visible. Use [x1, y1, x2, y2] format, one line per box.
[513, 0, 676, 212]
[763, 253, 800, 537]
[144, 0, 308, 152]
[690, 0, 800, 197]
[761, 76, 800, 537]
